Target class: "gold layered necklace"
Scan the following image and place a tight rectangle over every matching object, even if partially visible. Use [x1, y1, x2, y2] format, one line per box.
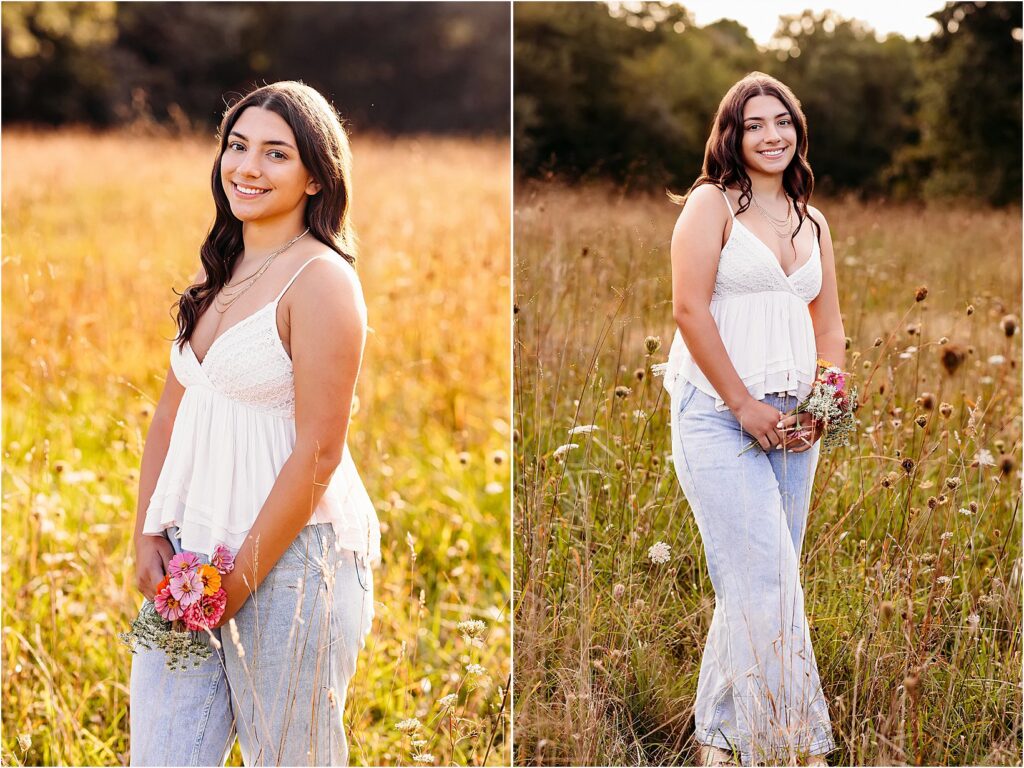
[750, 192, 794, 239]
[213, 227, 310, 314]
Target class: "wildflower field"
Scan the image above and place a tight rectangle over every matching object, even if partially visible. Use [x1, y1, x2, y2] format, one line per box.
[513, 183, 1022, 766]
[1, 130, 511, 766]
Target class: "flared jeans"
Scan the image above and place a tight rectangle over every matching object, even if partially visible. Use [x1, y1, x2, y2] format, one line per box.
[129, 523, 374, 766]
[670, 377, 836, 765]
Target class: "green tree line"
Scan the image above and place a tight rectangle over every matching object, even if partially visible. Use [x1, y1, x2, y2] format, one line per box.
[515, 1, 1022, 205]
[1, 1, 509, 134]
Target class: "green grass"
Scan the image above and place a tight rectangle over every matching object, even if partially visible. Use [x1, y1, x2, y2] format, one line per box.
[513, 182, 1022, 766]
[1, 129, 511, 766]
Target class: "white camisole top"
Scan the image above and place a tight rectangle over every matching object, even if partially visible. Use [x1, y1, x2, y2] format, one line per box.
[143, 255, 382, 566]
[663, 187, 823, 411]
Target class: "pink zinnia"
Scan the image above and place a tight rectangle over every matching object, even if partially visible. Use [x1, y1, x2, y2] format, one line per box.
[183, 588, 227, 631]
[210, 544, 235, 575]
[154, 586, 184, 621]
[168, 551, 201, 578]
[170, 569, 204, 607]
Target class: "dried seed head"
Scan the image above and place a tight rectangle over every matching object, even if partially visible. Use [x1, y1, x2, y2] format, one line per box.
[945, 477, 961, 491]
[904, 669, 921, 702]
[915, 286, 928, 302]
[1000, 314, 1018, 337]
[644, 335, 662, 354]
[612, 583, 625, 599]
[939, 343, 967, 376]
[882, 471, 899, 489]
[614, 459, 625, 471]
[927, 496, 939, 510]
[845, 336, 852, 349]
[969, 501, 978, 513]
[998, 453, 1015, 475]
[918, 393, 935, 410]
[939, 402, 953, 418]
[939, 336, 949, 344]
[634, 368, 645, 381]
[902, 458, 915, 474]
[907, 323, 920, 336]
[966, 304, 975, 316]
[873, 337, 884, 347]
[614, 386, 631, 398]
[915, 415, 928, 428]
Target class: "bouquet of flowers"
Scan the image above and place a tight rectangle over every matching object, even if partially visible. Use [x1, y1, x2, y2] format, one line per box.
[740, 358, 858, 455]
[120, 543, 235, 670]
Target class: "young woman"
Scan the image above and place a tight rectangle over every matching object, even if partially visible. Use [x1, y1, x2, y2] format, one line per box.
[664, 72, 844, 767]
[129, 81, 380, 766]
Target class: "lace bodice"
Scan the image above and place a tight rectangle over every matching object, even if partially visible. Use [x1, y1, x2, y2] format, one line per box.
[713, 213, 822, 303]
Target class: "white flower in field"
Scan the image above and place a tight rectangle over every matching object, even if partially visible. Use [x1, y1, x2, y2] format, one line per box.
[411, 739, 428, 749]
[465, 663, 486, 676]
[633, 409, 648, 421]
[457, 619, 486, 646]
[17, 734, 30, 752]
[552, 443, 578, 458]
[465, 662, 490, 690]
[438, 693, 458, 710]
[940, 531, 954, 542]
[648, 541, 671, 564]
[988, 355, 1006, 365]
[484, 482, 503, 495]
[937, 575, 952, 585]
[612, 583, 625, 599]
[967, 613, 980, 628]
[975, 449, 996, 467]
[568, 424, 598, 435]
[395, 718, 422, 733]
[958, 507, 973, 516]
[650, 362, 669, 377]
[413, 754, 434, 764]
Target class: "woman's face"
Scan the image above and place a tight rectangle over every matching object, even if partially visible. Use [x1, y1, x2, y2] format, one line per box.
[220, 106, 320, 224]
[739, 94, 798, 177]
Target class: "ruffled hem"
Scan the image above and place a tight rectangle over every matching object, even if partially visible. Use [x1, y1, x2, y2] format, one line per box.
[663, 291, 817, 411]
[142, 386, 381, 566]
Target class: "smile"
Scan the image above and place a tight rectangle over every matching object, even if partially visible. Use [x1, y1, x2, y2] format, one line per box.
[758, 148, 787, 157]
[232, 183, 270, 197]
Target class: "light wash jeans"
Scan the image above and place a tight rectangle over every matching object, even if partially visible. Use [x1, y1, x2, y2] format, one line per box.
[670, 377, 836, 765]
[129, 523, 374, 767]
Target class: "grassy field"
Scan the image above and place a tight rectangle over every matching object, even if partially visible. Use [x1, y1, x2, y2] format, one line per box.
[1, 130, 510, 766]
[513, 182, 1022, 766]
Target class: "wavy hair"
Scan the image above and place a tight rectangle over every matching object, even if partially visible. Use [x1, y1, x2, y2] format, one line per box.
[175, 80, 356, 350]
[671, 71, 820, 244]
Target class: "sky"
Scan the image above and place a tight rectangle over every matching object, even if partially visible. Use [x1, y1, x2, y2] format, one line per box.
[679, 0, 948, 46]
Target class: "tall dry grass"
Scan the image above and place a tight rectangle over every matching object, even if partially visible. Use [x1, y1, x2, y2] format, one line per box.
[513, 182, 1022, 766]
[1, 129, 510, 766]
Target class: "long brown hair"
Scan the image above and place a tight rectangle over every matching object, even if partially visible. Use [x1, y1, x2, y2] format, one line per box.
[175, 80, 356, 350]
[671, 71, 820, 244]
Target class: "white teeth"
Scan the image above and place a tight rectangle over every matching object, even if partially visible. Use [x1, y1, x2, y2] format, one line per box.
[236, 184, 268, 195]
[760, 148, 785, 157]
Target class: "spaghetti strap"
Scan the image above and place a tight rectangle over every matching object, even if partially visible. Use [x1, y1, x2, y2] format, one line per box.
[273, 256, 325, 304]
[718, 186, 735, 219]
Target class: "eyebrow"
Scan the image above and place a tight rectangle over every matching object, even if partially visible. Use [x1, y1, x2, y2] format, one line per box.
[744, 112, 791, 123]
[228, 131, 296, 150]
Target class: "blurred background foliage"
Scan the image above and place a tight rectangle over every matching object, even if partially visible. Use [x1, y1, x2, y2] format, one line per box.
[514, 1, 1022, 205]
[1, 1, 509, 134]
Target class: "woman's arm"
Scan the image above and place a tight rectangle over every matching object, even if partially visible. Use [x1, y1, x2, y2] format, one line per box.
[133, 365, 186, 599]
[215, 257, 367, 626]
[672, 184, 786, 451]
[786, 205, 846, 453]
[806, 206, 846, 368]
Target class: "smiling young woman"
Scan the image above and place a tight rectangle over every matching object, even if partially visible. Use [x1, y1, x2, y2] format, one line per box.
[664, 72, 845, 767]
[129, 81, 379, 766]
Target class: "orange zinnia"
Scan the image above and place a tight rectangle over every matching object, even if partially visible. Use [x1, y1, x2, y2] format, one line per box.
[156, 575, 170, 594]
[199, 564, 222, 596]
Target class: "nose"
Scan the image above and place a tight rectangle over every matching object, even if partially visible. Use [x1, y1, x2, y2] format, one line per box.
[763, 124, 782, 144]
[236, 150, 262, 178]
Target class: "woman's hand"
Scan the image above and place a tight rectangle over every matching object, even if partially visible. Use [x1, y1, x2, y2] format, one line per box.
[779, 412, 824, 453]
[733, 398, 787, 452]
[134, 534, 174, 600]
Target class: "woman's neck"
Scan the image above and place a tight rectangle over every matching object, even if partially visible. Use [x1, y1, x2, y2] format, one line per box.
[746, 171, 787, 203]
[239, 215, 309, 265]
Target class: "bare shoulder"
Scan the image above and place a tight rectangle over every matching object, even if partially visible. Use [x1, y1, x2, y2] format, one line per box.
[674, 183, 729, 232]
[805, 203, 830, 233]
[288, 251, 366, 323]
